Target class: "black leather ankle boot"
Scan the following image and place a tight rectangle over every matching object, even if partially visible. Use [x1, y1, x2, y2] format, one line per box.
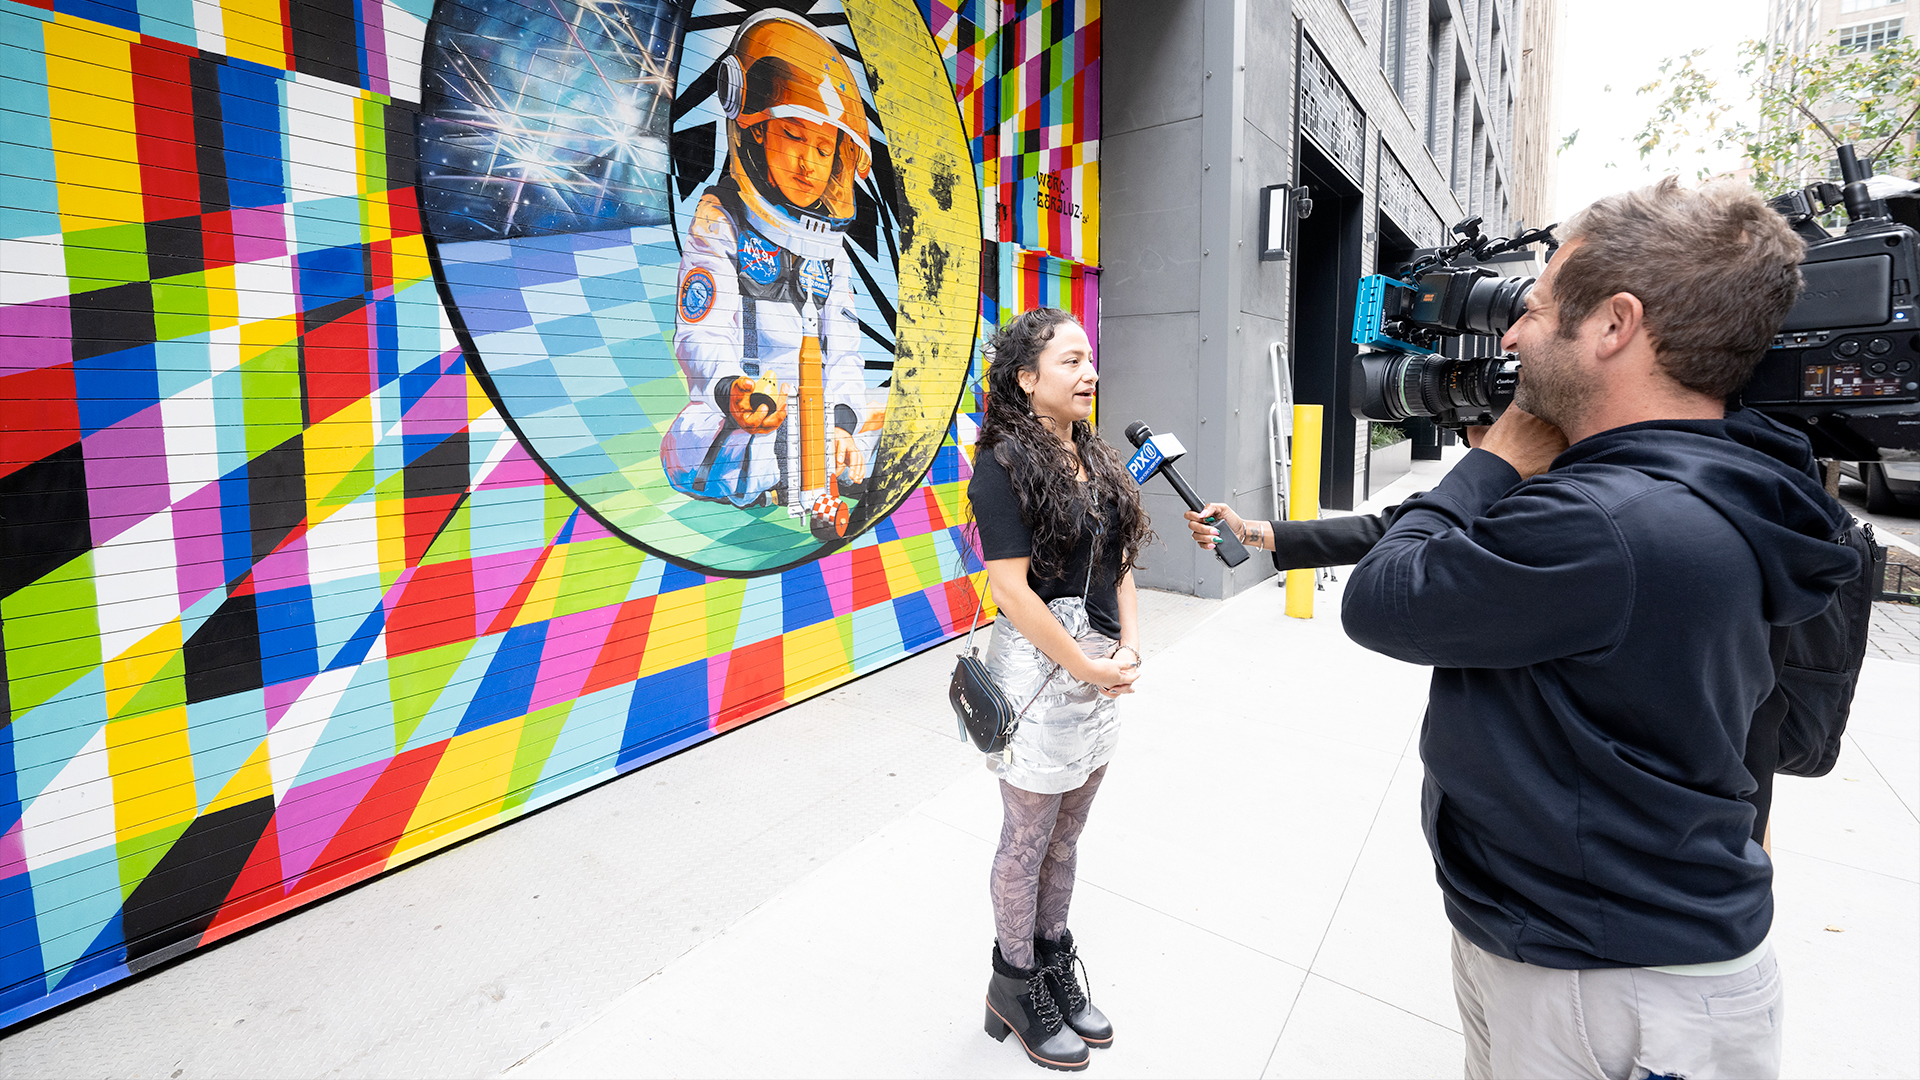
[1036, 930, 1113, 1047]
[984, 942, 1090, 1071]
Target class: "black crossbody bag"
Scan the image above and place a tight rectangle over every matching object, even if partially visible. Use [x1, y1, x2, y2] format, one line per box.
[947, 551, 1092, 754]
[948, 595, 1023, 754]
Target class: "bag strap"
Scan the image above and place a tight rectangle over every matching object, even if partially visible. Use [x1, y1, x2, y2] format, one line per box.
[1009, 670, 1053, 724]
[961, 523, 1098, 653]
[967, 526, 1105, 641]
[1079, 481, 1105, 600]
[961, 530, 991, 654]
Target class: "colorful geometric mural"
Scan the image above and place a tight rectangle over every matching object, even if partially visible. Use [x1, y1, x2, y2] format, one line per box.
[996, 0, 1098, 264]
[997, 248, 1098, 342]
[0, 0, 1098, 1027]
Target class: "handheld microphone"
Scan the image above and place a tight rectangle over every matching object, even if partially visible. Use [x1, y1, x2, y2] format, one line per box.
[1124, 421, 1251, 567]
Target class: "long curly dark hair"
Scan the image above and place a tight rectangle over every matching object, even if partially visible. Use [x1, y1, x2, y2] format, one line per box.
[973, 308, 1153, 581]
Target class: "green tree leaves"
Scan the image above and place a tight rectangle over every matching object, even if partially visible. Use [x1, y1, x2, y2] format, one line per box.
[1633, 33, 1919, 194]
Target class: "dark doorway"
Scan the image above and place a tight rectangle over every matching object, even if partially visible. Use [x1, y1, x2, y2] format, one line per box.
[1290, 139, 1364, 510]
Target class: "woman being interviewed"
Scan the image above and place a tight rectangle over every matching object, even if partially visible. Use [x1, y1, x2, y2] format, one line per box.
[967, 308, 1153, 1072]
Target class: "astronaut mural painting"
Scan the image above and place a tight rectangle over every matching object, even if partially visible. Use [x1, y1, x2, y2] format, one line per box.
[420, 0, 980, 576]
[664, 13, 882, 541]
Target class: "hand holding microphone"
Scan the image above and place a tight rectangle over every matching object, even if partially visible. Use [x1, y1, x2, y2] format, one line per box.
[1124, 421, 1251, 567]
[1184, 502, 1250, 553]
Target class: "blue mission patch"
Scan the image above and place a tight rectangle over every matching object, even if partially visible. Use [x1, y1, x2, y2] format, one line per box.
[800, 259, 832, 302]
[737, 228, 783, 286]
[679, 267, 716, 322]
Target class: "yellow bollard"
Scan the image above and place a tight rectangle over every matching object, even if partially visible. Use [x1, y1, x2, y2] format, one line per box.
[1285, 405, 1323, 619]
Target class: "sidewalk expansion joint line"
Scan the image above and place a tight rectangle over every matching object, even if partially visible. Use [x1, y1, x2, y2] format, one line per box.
[1771, 842, 1920, 885]
[1068, 878, 1311, 974]
[503, 954, 681, 1075]
[912, 807, 1002, 847]
[1263, 748, 1418, 1078]
[1843, 731, 1920, 825]
[1305, 970, 1466, 1037]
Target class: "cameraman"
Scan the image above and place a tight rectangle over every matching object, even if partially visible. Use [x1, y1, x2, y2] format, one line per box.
[1336, 180, 1854, 1080]
[1184, 405, 1802, 850]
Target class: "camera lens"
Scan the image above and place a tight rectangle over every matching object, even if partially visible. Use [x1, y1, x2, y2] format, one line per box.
[1351, 352, 1520, 426]
[1435, 355, 1521, 417]
[1459, 275, 1533, 337]
[1431, 359, 1485, 413]
[1426, 356, 1482, 414]
[1379, 353, 1423, 421]
[1351, 351, 1426, 422]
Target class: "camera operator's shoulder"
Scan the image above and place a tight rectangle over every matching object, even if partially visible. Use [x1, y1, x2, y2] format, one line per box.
[1536, 460, 1680, 512]
[1536, 463, 1744, 575]
[1476, 466, 1671, 557]
[1458, 469, 1631, 557]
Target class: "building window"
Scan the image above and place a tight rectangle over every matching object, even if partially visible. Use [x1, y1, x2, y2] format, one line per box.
[1426, 37, 1441, 151]
[1427, 3, 1449, 156]
[1838, 0, 1897, 13]
[1381, 0, 1409, 101]
[1301, 37, 1369, 181]
[1837, 18, 1902, 52]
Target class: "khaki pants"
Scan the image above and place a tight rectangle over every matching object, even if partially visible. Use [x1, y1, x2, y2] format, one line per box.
[1451, 930, 1783, 1080]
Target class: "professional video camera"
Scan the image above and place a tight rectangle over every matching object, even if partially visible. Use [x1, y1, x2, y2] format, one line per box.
[1347, 216, 1553, 428]
[1743, 146, 1919, 458]
[1347, 145, 1920, 457]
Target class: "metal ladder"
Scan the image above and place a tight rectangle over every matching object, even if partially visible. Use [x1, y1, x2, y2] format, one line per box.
[1268, 342, 1292, 524]
[1267, 342, 1332, 590]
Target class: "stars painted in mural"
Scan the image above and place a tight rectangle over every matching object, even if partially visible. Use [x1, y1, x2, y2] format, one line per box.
[419, 0, 684, 240]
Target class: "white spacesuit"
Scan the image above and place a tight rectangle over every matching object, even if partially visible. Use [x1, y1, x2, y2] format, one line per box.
[660, 11, 882, 536]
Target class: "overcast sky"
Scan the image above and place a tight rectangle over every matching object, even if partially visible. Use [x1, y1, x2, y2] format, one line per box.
[1551, 0, 1769, 221]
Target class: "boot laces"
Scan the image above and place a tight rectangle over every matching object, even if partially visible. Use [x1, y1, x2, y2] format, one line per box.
[1025, 970, 1065, 1033]
[1050, 943, 1091, 1013]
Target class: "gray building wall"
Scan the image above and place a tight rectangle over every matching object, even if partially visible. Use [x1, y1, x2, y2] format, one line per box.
[1099, 0, 1553, 598]
[1100, 0, 1291, 598]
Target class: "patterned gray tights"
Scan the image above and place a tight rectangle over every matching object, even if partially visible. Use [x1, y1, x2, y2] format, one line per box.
[990, 765, 1108, 970]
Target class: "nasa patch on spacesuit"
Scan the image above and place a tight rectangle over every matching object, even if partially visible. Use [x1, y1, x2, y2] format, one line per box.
[737, 227, 785, 286]
[679, 267, 716, 322]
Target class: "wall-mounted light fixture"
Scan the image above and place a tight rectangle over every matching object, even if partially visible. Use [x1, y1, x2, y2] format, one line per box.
[1258, 183, 1312, 262]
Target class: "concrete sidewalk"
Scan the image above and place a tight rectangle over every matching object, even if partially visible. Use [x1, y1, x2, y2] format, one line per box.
[506, 456, 1920, 1080]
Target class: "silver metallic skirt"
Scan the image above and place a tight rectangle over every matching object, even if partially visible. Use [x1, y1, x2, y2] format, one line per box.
[983, 597, 1121, 794]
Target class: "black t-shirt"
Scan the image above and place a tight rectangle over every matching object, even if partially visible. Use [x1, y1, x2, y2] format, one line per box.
[967, 446, 1125, 639]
